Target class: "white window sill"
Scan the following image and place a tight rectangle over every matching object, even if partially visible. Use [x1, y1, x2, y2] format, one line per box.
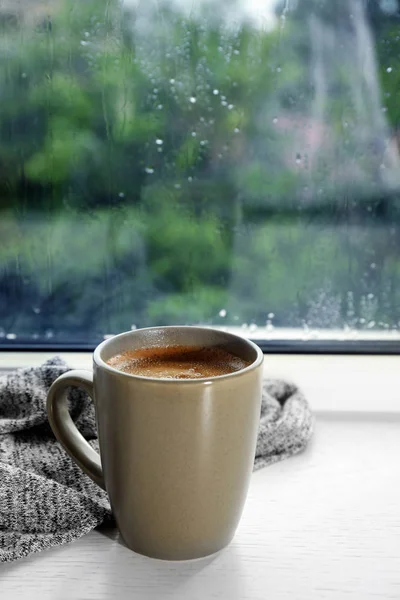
[1, 351, 399, 414]
[1, 352, 399, 599]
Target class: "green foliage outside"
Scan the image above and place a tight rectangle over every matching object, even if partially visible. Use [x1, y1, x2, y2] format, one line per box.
[1, 0, 400, 342]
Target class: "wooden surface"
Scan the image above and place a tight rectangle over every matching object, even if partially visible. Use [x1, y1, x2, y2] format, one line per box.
[1, 413, 400, 600]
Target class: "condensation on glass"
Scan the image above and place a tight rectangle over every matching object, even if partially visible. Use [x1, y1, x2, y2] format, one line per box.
[1, 0, 400, 345]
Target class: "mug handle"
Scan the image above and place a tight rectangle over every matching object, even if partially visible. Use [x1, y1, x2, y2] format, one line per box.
[47, 370, 105, 490]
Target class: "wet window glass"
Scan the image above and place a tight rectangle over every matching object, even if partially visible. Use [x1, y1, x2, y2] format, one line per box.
[1, 0, 400, 347]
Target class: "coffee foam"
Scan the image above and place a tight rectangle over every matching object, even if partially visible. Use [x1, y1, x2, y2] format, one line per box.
[107, 345, 249, 379]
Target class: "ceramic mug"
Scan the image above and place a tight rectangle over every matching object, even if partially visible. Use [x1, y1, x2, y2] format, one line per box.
[47, 326, 264, 560]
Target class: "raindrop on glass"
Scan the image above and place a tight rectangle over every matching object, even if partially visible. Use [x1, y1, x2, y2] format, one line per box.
[189, 96, 197, 104]
[155, 139, 163, 145]
[219, 309, 227, 317]
[145, 167, 154, 174]
[387, 67, 393, 73]
[6, 333, 16, 340]
[213, 89, 219, 95]
[118, 192, 125, 198]
[272, 117, 278, 124]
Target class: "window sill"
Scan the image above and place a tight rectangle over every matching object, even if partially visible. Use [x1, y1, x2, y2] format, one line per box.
[0, 352, 399, 598]
[0, 351, 398, 414]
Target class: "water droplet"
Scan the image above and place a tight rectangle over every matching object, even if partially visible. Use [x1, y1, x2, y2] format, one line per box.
[370, 263, 376, 269]
[221, 100, 227, 106]
[228, 104, 234, 110]
[103, 334, 115, 340]
[233, 49, 240, 55]
[387, 67, 393, 73]
[130, 324, 137, 330]
[21, 72, 27, 79]
[213, 89, 219, 95]
[382, 107, 388, 113]
[170, 78, 175, 84]
[6, 333, 16, 340]
[200, 140, 208, 146]
[295, 153, 302, 164]
[191, 131, 197, 137]
[188, 176, 193, 182]
[145, 167, 154, 174]
[157, 104, 163, 110]
[174, 183, 181, 189]
[84, 31, 90, 37]
[33, 306, 41, 314]
[268, 312, 275, 319]
[272, 117, 278, 124]
[80, 40, 89, 46]
[367, 293, 374, 299]
[367, 320, 376, 328]
[249, 324, 257, 332]
[276, 66, 282, 73]
[234, 128, 240, 133]
[189, 96, 197, 104]
[153, 88, 158, 93]
[155, 139, 163, 145]
[118, 192, 125, 198]
[219, 309, 227, 317]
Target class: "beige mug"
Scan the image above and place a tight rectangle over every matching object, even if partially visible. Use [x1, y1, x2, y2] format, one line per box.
[47, 326, 264, 560]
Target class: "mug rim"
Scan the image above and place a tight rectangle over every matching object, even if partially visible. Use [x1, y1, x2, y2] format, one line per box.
[93, 325, 264, 384]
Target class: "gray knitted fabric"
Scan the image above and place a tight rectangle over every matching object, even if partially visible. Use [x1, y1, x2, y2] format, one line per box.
[0, 357, 313, 563]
